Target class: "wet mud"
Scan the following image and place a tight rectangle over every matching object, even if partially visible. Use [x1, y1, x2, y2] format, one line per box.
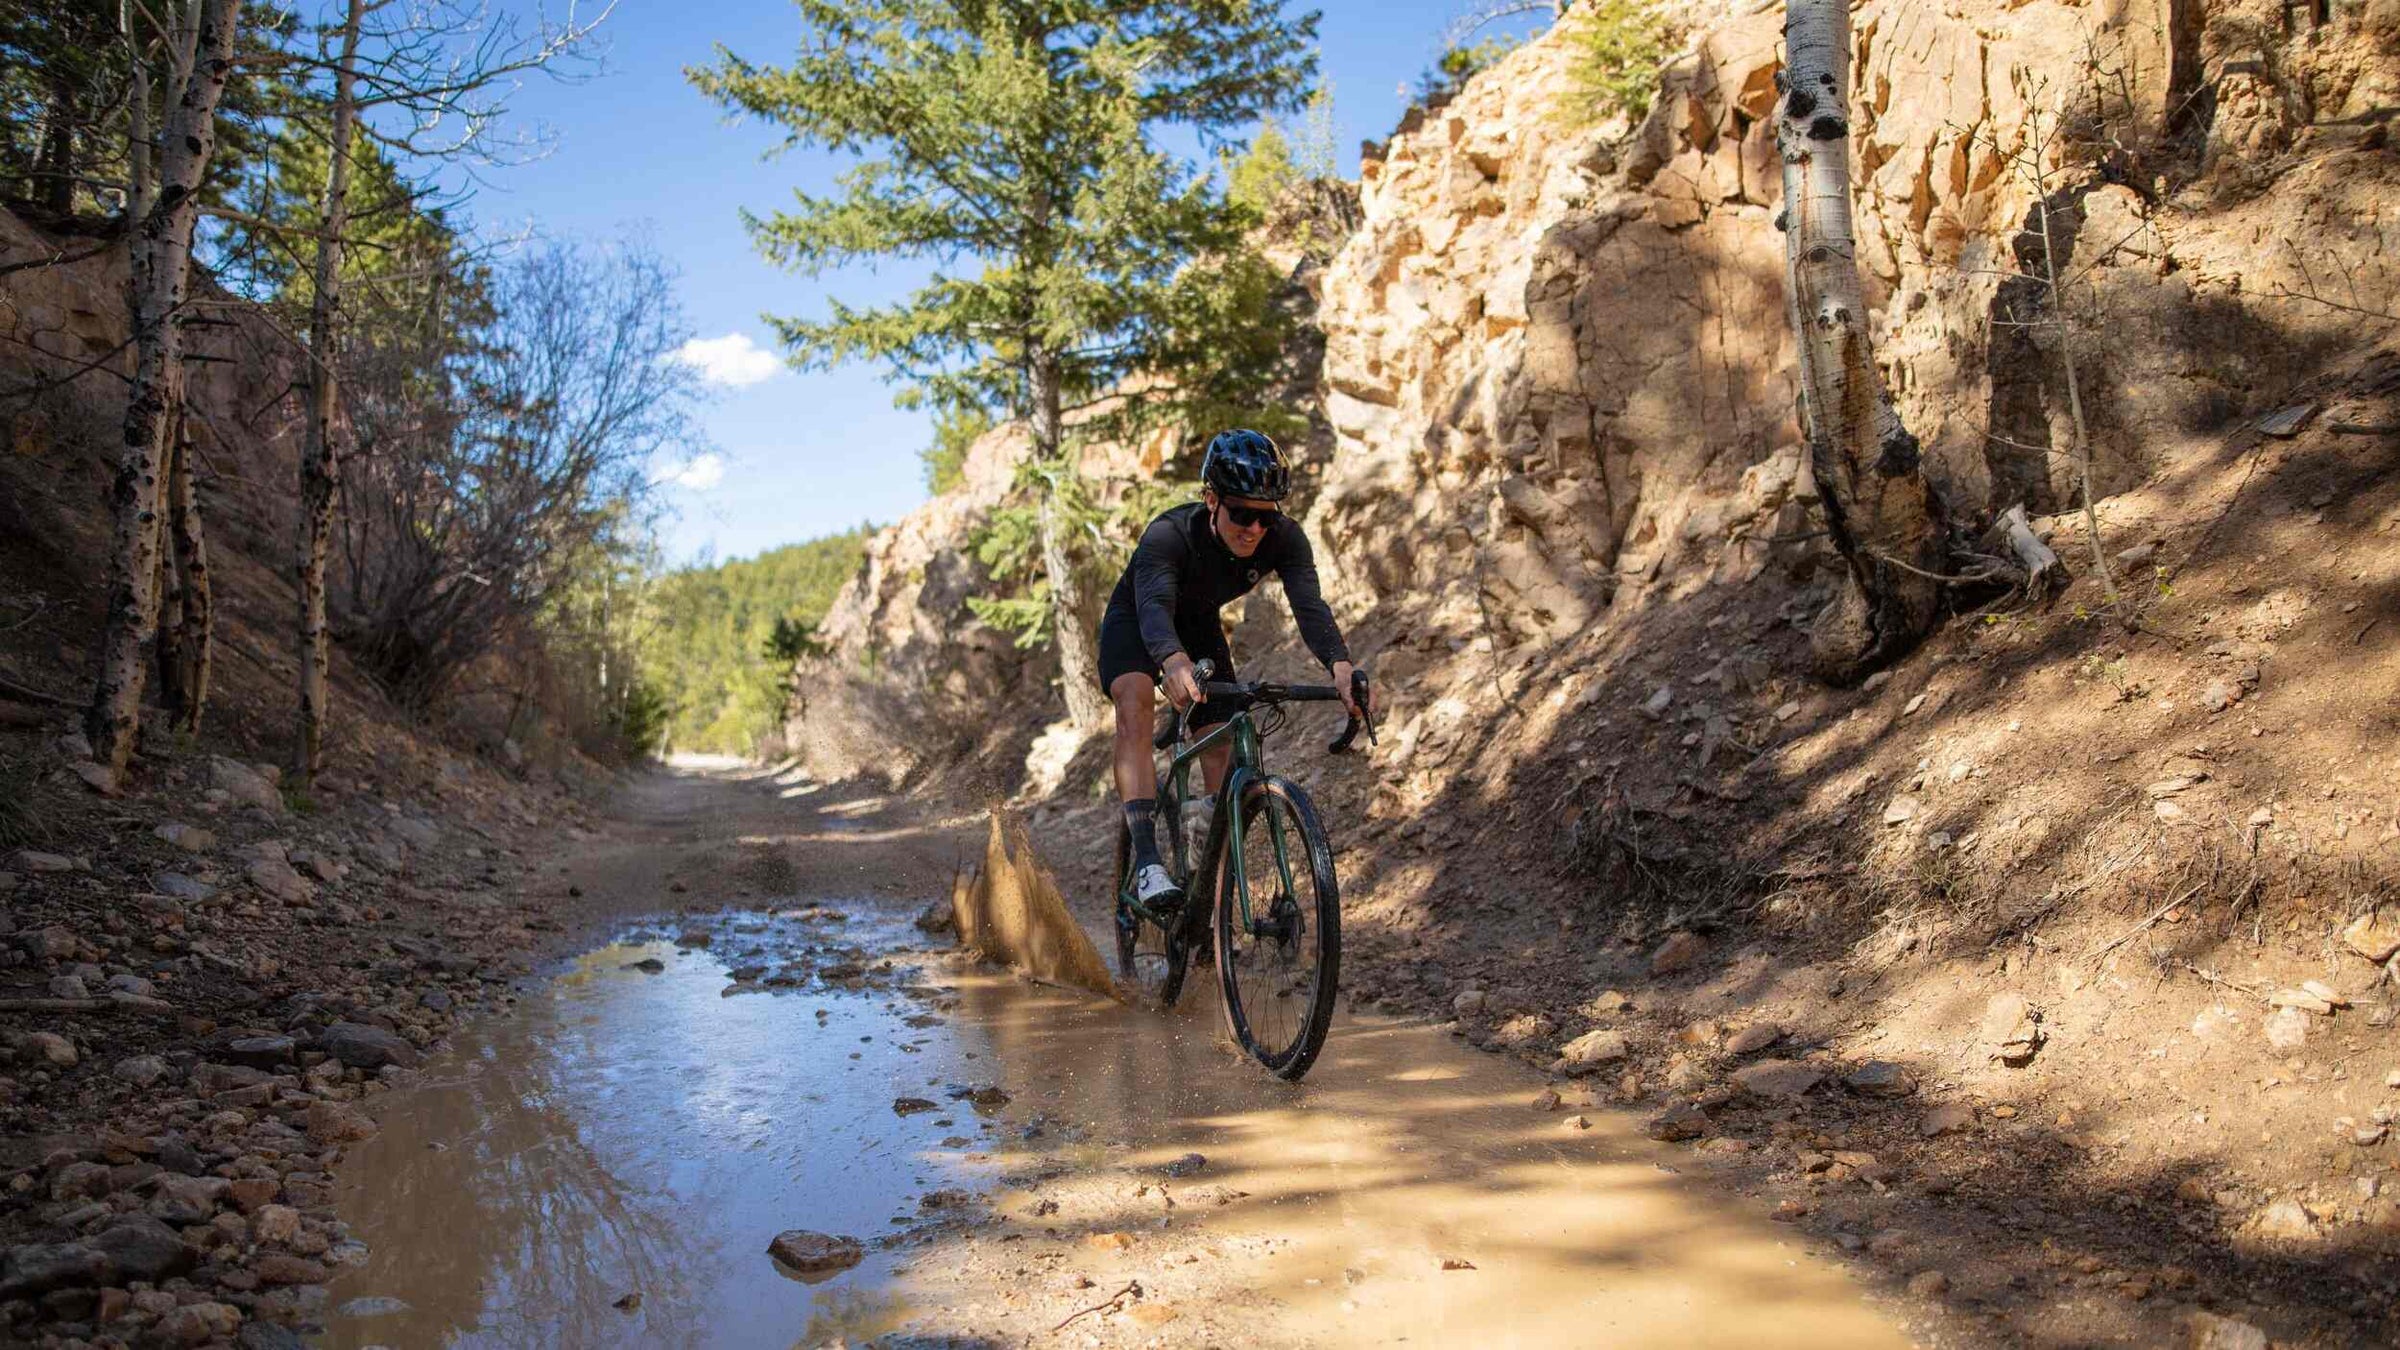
[321, 883, 1913, 1348]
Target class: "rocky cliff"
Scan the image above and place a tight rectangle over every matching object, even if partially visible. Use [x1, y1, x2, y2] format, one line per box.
[795, 0, 2400, 793]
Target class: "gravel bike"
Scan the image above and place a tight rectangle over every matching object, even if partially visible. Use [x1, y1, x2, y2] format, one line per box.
[1113, 659, 1373, 1080]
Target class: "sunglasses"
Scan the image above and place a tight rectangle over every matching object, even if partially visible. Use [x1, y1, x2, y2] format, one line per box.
[1219, 501, 1279, 528]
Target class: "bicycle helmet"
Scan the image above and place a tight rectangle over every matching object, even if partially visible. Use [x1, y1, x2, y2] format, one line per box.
[1200, 428, 1290, 502]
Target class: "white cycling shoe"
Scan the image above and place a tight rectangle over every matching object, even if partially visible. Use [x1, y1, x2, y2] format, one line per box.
[1134, 863, 1185, 909]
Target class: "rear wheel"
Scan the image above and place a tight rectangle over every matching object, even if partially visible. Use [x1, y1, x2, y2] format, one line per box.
[1214, 777, 1340, 1080]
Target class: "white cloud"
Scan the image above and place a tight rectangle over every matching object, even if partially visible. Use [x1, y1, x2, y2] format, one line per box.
[673, 333, 783, 388]
[652, 452, 726, 491]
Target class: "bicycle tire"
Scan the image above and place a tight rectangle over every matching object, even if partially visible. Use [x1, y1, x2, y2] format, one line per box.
[1213, 776, 1340, 1080]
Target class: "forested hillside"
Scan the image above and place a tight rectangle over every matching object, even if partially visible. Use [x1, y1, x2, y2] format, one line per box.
[637, 530, 872, 754]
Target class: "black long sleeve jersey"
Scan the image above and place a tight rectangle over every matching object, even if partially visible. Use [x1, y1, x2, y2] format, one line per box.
[1102, 502, 1350, 671]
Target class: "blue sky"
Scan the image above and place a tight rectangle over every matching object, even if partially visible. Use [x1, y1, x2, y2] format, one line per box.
[471, 1, 1548, 568]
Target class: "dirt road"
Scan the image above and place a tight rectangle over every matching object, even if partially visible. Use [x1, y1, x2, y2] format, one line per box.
[316, 765, 1918, 1348]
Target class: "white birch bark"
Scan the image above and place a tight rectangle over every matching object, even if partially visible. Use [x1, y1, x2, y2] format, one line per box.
[297, 0, 366, 784]
[86, 0, 241, 780]
[1777, 0, 1944, 683]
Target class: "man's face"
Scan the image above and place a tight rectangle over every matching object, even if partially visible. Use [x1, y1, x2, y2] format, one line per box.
[1206, 490, 1278, 558]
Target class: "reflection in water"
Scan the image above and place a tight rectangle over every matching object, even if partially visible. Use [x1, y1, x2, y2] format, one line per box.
[323, 913, 970, 1349]
[326, 904, 1909, 1349]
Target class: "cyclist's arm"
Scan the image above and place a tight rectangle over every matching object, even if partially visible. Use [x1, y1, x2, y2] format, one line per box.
[1273, 526, 1350, 672]
[1130, 515, 1189, 667]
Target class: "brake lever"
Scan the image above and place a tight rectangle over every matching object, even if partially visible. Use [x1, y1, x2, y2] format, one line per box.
[1328, 670, 1376, 754]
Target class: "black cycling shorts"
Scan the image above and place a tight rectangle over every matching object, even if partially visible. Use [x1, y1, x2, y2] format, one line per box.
[1097, 608, 1236, 729]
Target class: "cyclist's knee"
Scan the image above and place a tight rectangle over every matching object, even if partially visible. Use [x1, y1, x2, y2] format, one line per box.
[1108, 674, 1155, 732]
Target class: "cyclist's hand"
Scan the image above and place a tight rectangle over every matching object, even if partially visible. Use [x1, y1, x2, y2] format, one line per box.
[1161, 653, 1204, 711]
[1332, 660, 1365, 720]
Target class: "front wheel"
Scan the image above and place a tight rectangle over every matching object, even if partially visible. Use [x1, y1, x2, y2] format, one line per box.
[1214, 777, 1340, 1080]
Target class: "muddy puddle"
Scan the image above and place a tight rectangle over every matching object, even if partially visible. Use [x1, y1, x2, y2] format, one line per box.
[322, 899, 1911, 1348]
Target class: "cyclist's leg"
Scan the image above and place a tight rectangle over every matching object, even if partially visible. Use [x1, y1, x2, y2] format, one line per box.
[1108, 671, 1159, 804]
[1187, 628, 1236, 794]
[1099, 613, 1178, 903]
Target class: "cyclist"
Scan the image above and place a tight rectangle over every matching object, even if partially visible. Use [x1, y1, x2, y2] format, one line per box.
[1099, 428, 1366, 910]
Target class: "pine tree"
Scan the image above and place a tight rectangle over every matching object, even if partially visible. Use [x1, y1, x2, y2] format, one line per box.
[691, 0, 1318, 729]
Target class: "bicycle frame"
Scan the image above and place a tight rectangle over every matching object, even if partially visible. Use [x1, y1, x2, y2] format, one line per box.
[1124, 707, 1297, 944]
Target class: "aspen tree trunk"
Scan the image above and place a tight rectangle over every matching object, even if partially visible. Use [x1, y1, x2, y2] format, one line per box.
[86, 0, 241, 781]
[296, 0, 366, 785]
[1029, 347, 1110, 729]
[1776, 0, 1944, 684]
[120, 0, 153, 225]
[162, 418, 212, 732]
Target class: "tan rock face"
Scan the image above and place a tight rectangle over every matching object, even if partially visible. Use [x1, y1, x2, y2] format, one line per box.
[1306, 0, 2396, 657]
[779, 1, 2400, 785]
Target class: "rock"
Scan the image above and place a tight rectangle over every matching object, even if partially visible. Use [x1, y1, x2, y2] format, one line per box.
[89, 1217, 192, 1282]
[2268, 987, 2338, 1014]
[2344, 913, 2400, 964]
[225, 1035, 297, 1068]
[675, 929, 711, 947]
[1555, 1028, 1630, 1069]
[1726, 1023, 1782, 1055]
[319, 1021, 420, 1069]
[1906, 1270, 1949, 1297]
[1491, 1012, 1557, 1048]
[1644, 1102, 1711, 1141]
[1159, 1152, 1208, 1178]
[1980, 993, 2043, 1065]
[2253, 1198, 2319, 1241]
[1531, 1089, 1562, 1111]
[252, 1252, 331, 1285]
[112, 1054, 167, 1086]
[2200, 679, 2239, 713]
[767, 1230, 863, 1274]
[13, 850, 76, 873]
[2116, 540, 2159, 567]
[2185, 1312, 2268, 1350]
[106, 973, 155, 997]
[252, 1204, 301, 1243]
[154, 822, 216, 852]
[624, 957, 666, 973]
[19, 924, 77, 959]
[246, 858, 315, 906]
[290, 849, 343, 883]
[1881, 796, 1918, 826]
[914, 898, 956, 934]
[893, 1096, 939, 1115]
[1732, 1060, 1824, 1098]
[1452, 989, 1489, 1018]
[157, 1300, 242, 1344]
[1641, 686, 1673, 718]
[24, 1031, 76, 1066]
[154, 872, 215, 902]
[1918, 1103, 1976, 1137]
[0, 1242, 108, 1297]
[48, 974, 86, 999]
[1861, 672, 1892, 693]
[305, 1101, 378, 1144]
[1844, 1061, 1917, 1097]
[2264, 1006, 2311, 1049]
[1648, 931, 1706, 976]
[226, 1178, 279, 1213]
[210, 757, 284, 815]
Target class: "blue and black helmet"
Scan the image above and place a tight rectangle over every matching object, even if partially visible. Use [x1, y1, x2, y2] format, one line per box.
[1200, 428, 1290, 502]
